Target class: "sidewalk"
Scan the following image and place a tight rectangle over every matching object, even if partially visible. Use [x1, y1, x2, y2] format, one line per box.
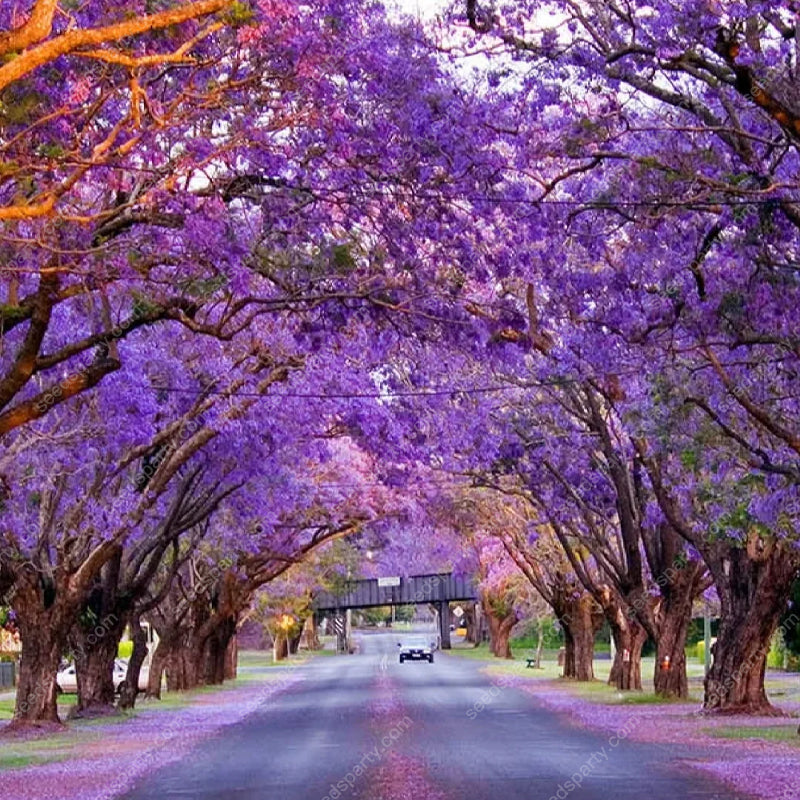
[0, 665, 305, 800]
[480, 661, 800, 800]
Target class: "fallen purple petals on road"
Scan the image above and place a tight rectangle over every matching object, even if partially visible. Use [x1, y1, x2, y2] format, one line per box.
[369, 751, 448, 800]
[366, 672, 447, 800]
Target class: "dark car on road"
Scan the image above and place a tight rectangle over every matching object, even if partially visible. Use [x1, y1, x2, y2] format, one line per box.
[397, 637, 434, 663]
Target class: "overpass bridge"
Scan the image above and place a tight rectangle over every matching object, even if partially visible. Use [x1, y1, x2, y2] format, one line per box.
[313, 572, 477, 650]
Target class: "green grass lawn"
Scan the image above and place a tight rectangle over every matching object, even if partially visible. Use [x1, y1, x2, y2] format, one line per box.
[0, 649, 316, 720]
[706, 725, 800, 745]
[237, 647, 337, 669]
[0, 734, 79, 771]
[0, 695, 78, 721]
[763, 675, 800, 706]
[449, 643, 800, 713]
[237, 649, 285, 669]
[0, 698, 15, 720]
[560, 678, 703, 705]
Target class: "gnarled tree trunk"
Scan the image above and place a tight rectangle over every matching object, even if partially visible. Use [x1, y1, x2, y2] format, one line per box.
[119, 615, 148, 710]
[69, 614, 124, 718]
[224, 634, 238, 680]
[487, 612, 516, 659]
[145, 631, 171, 699]
[704, 543, 800, 713]
[561, 594, 602, 681]
[8, 571, 79, 730]
[608, 618, 646, 692]
[651, 586, 695, 699]
[273, 632, 289, 661]
[599, 587, 646, 691]
[167, 637, 200, 691]
[482, 591, 516, 659]
[10, 607, 63, 729]
[199, 616, 237, 685]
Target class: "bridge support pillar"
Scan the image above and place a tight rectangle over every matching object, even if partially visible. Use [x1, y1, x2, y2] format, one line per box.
[333, 611, 347, 653]
[437, 601, 451, 650]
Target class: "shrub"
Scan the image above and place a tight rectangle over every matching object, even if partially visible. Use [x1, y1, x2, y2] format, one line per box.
[511, 618, 563, 650]
[767, 630, 786, 670]
[118, 641, 134, 659]
[695, 638, 717, 662]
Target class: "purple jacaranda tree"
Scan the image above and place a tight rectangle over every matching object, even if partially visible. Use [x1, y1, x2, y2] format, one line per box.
[477, 382, 711, 696]
[0, 0, 514, 436]
[445, 0, 800, 712]
[0, 335, 290, 726]
[442, 488, 542, 660]
[498, 508, 605, 680]
[0, 0, 529, 727]
[142, 434, 389, 691]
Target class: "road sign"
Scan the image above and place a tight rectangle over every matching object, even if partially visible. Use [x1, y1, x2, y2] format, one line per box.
[453, 605, 464, 618]
[377, 576, 401, 587]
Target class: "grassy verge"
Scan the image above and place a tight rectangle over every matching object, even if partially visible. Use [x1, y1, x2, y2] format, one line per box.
[0, 733, 81, 771]
[447, 645, 711, 704]
[136, 649, 314, 710]
[0, 649, 311, 719]
[0, 695, 78, 722]
[0, 699, 14, 720]
[706, 725, 800, 745]
[452, 644, 800, 762]
[557, 678, 703, 705]
[0, 649, 320, 772]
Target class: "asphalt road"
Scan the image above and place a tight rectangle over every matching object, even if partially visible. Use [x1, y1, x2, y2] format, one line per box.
[122, 631, 746, 800]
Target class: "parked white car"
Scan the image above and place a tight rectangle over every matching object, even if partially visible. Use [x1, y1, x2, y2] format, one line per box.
[56, 659, 149, 694]
[116, 658, 150, 692]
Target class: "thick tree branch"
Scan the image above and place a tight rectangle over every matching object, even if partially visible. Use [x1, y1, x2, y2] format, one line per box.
[0, 0, 58, 56]
[0, 357, 121, 436]
[0, 1, 232, 93]
[0, 273, 58, 412]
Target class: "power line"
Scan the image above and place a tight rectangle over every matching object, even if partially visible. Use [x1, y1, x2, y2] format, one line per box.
[132, 373, 639, 400]
[139, 383, 527, 399]
[423, 194, 799, 209]
[221, 179, 800, 210]
[132, 367, 800, 402]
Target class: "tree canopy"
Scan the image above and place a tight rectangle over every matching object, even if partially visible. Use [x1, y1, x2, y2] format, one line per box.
[2, 0, 800, 725]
